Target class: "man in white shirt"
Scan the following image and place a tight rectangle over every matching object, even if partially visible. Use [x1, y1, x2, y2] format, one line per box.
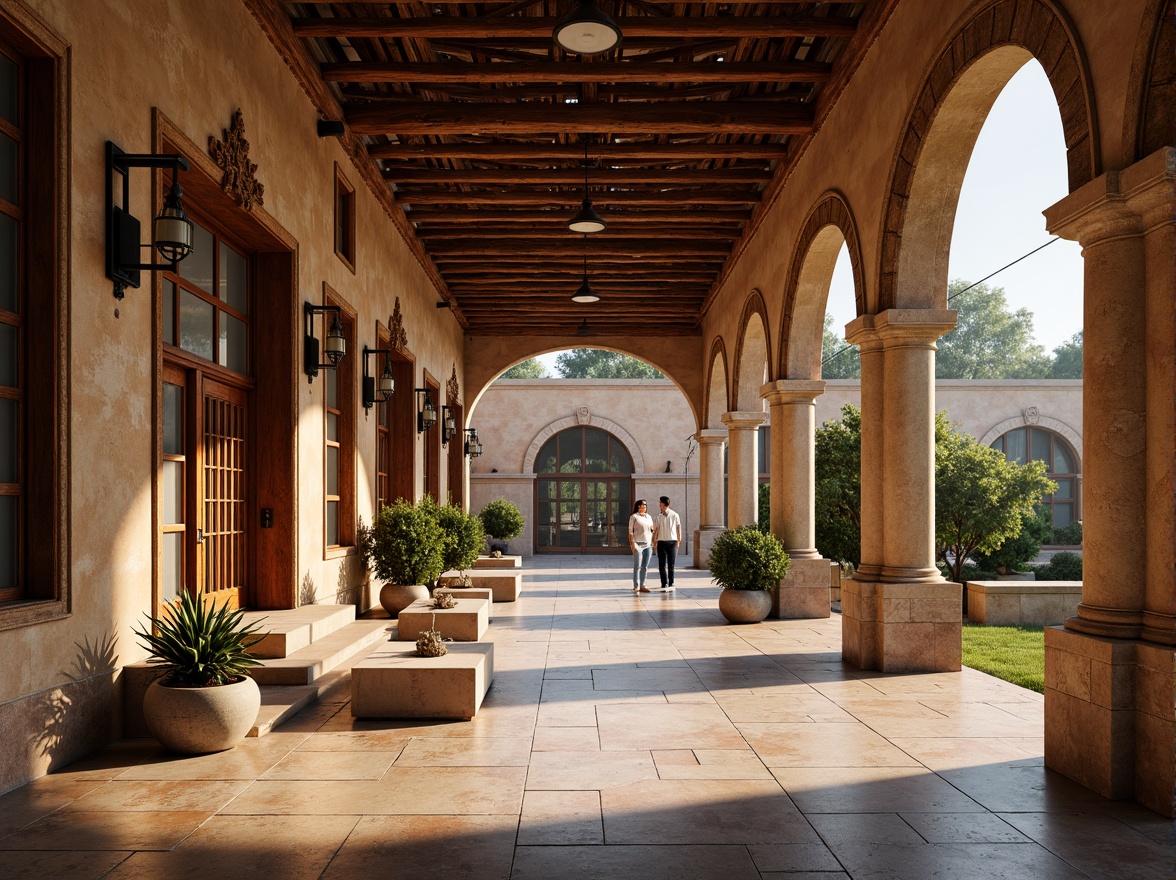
[653, 495, 683, 591]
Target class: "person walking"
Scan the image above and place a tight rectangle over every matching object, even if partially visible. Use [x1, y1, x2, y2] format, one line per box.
[628, 499, 654, 593]
[653, 495, 683, 591]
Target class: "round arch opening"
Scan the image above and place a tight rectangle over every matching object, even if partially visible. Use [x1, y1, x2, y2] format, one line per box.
[989, 425, 1081, 530]
[534, 425, 635, 554]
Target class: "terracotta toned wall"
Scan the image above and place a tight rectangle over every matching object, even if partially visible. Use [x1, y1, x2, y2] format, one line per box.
[0, 0, 465, 788]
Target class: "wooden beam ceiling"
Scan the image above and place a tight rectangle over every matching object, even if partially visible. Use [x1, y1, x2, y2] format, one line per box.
[263, 0, 887, 336]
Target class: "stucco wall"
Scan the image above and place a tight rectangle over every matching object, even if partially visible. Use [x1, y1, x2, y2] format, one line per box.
[0, 0, 466, 790]
[469, 380, 701, 556]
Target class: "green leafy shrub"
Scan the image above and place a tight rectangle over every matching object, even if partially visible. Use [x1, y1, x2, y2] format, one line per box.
[370, 498, 445, 586]
[1032, 551, 1083, 581]
[134, 590, 264, 687]
[480, 497, 524, 542]
[957, 561, 997, 583]
[757, 483, 771, 534]
[973, 505, 1053, 575]
[434, 501, 485, 573]
[1050, 520, 1083, 546]
[708, 525, 791, 591]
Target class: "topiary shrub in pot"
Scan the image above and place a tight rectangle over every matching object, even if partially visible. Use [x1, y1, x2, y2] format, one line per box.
[479, 497, 524, 555]
[371, 497, 445, 615]
[133, 590, 264, 754]
[708, 525, 791, 624]
[434, 500, 485, 583]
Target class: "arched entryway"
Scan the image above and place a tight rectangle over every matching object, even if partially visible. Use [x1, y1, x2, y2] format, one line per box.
[534, 426, 633, 553]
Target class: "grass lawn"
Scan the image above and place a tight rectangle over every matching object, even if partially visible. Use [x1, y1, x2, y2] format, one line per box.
[961, 623, 1046, 693]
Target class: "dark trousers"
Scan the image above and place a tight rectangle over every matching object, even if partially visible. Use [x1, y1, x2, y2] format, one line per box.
[657, 541, 677, 587]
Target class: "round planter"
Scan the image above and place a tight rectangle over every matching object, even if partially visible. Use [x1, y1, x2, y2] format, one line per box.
[143, 675, 261, 754]
[380, 582, 429, 616]
[718, 588, 772, 624]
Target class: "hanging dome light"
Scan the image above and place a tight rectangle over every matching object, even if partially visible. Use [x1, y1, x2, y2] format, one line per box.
[553, 0, 622, 55]
[569, 138, 606, 234]
[570, 253, 601, 303]
[576, 318, 592, 337]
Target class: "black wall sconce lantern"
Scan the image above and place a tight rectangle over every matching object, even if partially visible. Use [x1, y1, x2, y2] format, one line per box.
[304, 302, 346, 383]
[440, 405, 458, 445]
[416, 388, 437, 433]
[464, 428, 483, 458]
[361, 345, 395, 410]
[105, 141, 194, 300]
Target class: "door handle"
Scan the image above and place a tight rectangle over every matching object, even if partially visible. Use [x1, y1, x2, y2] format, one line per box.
[196, 528, 205, 545]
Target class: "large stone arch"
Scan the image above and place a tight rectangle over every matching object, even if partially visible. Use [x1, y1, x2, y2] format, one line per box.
[731, 291, 772, 410]
[877, 0, 1099, 312]
[778, 192, 867, 380]
[703, 337, 729, 429]
[1126, 0, 1175, 161]
[522, 414, 645, 476]
[979, 414, 1082, 464]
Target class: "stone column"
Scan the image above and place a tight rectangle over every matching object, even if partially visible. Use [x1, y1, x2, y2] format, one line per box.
[762, 380, 830, 619]
[1041, 147, 1175, 817]
[692, 428, 727, 568]
[721, 411, 766, 528]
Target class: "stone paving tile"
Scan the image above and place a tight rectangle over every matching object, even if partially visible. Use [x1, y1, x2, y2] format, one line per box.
[0, 849, 131, 878]
[742, 722, 922, 768]
[807, 812, 925, 846]
[293, 730, 414, 753]
[261, 749, 399, 780]
[0, 810, 212, 851]
[597, 703, 746, 751]
[531, 726, 600, 751]
[393, 735, 533, 767]
[0, 778, 109, 838]
[899, 812, 1030, 844]
[748, 842, 844, 872]
[886, 737, 1043, 771]
[518, 790, 603, 844]
[60, 780, 251, 812]
[600, 778, 819, 845]
[997, 810, 1176, 880]
[104, 814, 358, 879]
[113, 736, 304, 780]
[323, 814, 517, 880]
[511, 843, 763, 879]
[526, 750, 657, 790]
[826, 841, 1087, 880]
[652, 748, 772, 780]
[771, 766, 986, 814]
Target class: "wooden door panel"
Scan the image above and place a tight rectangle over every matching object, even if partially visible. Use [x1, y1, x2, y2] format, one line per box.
[200, 377, 248, 610]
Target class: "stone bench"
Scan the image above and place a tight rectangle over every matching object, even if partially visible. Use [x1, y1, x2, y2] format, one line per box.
[397, 597, 489, 642]
[474, 555, 521, 569]
[433, 586, 494, 604]
[438, 570, 522, 602]
[351, 642, 494, 720]
[966, 580, 1082, 626]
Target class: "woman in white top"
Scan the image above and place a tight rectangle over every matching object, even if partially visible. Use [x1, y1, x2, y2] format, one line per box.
[628, 499, 655, 593]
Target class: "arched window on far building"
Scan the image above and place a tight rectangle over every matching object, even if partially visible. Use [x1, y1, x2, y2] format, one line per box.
[990, 427, 1080, 528]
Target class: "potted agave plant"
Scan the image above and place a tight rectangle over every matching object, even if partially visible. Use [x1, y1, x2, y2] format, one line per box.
[134, 590, 264, 754]
[708, 525, 791, 624]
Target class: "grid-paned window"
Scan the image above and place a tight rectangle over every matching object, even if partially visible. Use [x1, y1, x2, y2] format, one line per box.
[991, 427, 1080, 528]
[376, 332, 391, 510]
[323, 294, 355, 550]
[164, 220, 250, 375]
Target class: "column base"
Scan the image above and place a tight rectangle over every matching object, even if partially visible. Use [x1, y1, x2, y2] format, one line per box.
[771, 557, 832, 619]
[1044, 626, 1175, 817]
[842, 579, 961, 673]
[693, 527, 723, 568]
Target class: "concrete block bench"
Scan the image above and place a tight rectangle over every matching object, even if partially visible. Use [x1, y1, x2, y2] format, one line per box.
[397, 597, 489, 642]
[966, 580, 1082, 626]
[351, 642, 494, 720]
[474, 555, 521, 570]
[433, 586, 494, 604]
[439, 570, 522, 602]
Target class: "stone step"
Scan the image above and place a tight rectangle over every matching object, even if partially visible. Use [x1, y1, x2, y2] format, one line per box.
[243, 604, 357, 659]
[247, 619, 391, 686]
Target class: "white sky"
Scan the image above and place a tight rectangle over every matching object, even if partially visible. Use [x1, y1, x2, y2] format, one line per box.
[539, 59, 1083, 371]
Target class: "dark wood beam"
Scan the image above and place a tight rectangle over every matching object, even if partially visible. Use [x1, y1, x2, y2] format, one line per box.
[321, 60, 833, 85]
[434, 254, 725, 265]
[346, 103, 813, 136]
[396, 190, 761, 205]
[369, 143, 789, 161]
[386, 168, 771, 185]
[293, 16, 857, 39]
[405, 208, 752, 224]
[427, 238, 731, 255]
[417, 228, 740, 241]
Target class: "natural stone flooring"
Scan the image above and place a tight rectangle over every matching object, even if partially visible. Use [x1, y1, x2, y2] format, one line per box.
[0, 556, 1172, 879]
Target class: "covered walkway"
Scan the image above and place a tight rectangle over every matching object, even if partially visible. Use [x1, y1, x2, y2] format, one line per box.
[0, 557, 1170, 879]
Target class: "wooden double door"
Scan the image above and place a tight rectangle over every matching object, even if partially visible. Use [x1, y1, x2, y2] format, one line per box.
[162, 362, 250, 610]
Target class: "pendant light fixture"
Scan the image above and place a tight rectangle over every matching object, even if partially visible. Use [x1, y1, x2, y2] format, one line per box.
[571, 242, 600, 304]
[568, 137, 606, 234]
[553, 0, 622, 55]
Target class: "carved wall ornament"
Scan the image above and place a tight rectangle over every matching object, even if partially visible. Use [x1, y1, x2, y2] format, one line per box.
[1023, 406, 1040, 425]
[447, 365, 460, 405]
[208, 110, 264, 211]
[576, 405, 591, 425]
[388, 297, 409, 351]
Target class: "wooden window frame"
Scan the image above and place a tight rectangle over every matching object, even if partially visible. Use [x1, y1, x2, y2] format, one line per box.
[446, 402, 463, 507]
[323, 284, 356, 557]
[333, 163, 355, 273]
[0, 5, 69, 631]
[423, 372, 441, 502]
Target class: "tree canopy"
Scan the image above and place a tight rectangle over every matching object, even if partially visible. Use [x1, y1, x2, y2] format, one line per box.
[555, 349, 665, 379]
[814, 404, 862, 566]
[500, 358, 549, 379]
[821, 313, 862, 379]
[937, 280, 1053, 379]
[1049, 330, 1083, 379]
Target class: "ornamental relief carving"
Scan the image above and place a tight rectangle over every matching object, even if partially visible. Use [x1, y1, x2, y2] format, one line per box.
[388, 297, 409, 351]
[447, 365, 460, 405]
[576, 406, 590, 425]
[1023, 406, 1040, 425]
[208, 110, 264, 211]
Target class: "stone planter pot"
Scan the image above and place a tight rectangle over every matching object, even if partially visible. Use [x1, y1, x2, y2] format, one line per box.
[380, 583, 429, 616]
[718, 588, 772, 624]
[143, 675, 261, 754]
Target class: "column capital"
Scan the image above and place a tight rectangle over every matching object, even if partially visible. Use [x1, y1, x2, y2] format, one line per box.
[874, 309, 957, 346]
[844, 313, 879, 348]
[721, 411, 768, 430]
[760, 379, 826, 407]
[1045, 147, 1176, 244]
[694, 428, 727, 446]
